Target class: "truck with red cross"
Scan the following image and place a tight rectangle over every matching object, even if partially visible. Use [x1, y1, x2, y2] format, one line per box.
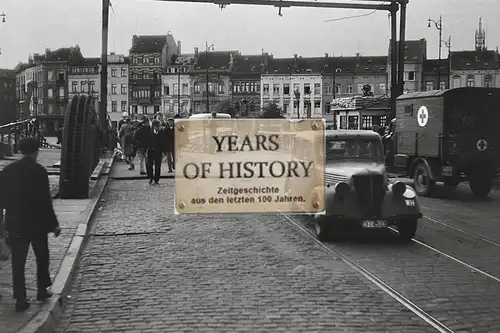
[383, 87, 500, 198]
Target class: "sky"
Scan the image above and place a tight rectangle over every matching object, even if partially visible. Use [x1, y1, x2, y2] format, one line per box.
[0, 0, 499, 69]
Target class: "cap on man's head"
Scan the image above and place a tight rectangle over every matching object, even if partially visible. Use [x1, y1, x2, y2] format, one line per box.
[19, 137, 40, 155]
[151, 119, 160, 126]
[141, 115, 149, 123]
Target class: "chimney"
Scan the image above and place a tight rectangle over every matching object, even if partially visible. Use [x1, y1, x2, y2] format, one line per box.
[325, 53, 329, 58]
[45, 48, 50, 57]
[194, 47, 199, 57]
[177, 41, 182, 54]
[28, 55, 33, 65]
[230, 52, 234, 64]
[293, 54, 298, 67]
[356, 52, 360, 57]
[132, 35, 139, 46]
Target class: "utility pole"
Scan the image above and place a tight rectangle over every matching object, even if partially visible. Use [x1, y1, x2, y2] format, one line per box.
[100, 0, 109, 133]
[428, 15, 443, 89]
[177, 65, 181, 115]
[390, 2, 398, 118]
[397, 0, 408, 97]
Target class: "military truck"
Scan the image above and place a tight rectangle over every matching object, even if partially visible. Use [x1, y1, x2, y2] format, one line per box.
[384, 87, 500, 197]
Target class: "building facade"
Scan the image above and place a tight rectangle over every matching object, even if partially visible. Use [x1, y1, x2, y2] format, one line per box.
[129, 34, 179, 118]
[68, 57, 100, 103]
[421, 58, 450, 91]
[107, 53, 129, 125]
[228, 53, 267, 117]
[0, 69, 16, 125]
[387, 39, 427, 94]
[190, 48, 234, 114]
[162, 53, 193, 117]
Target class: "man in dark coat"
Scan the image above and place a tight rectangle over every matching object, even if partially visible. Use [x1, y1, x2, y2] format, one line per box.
[134, 116, 151, 175]
[164, 118, 175, 173]
[0, 138, 61, 312]
[146, 120, 166, 185]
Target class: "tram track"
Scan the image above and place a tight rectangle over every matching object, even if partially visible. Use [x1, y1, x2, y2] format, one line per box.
[280, 213, 456, 333]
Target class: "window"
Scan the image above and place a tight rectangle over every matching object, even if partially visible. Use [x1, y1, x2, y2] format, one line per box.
[121, 84, 127, 94]
[194, 82, 200, 93]
[112, 101, 117, 112]
[283, 103, 289, 113]
[111, 68, 117, 77]
[233, 83, 238, 93]
[425, 81, 434, 91]
[484, 75, 493, 87]
[121, 67, 127, 77]
[346, 84, 353, 94]
[452, 75, 461, 88]
[46, 104, 54, 115]
[293, 83, 300, 96]
[72, 82, 77, 92]
[440, 81, 446, 90]
[357, 84, 364, 94]
[314, 101, 321, 114]
[379, 83, 386, 95]
[304, 83, 311, 94]
[182, 83, 188, 95]
[48, 88, 53, 98]
[466, 75, 474, 87]
[58, 71, 65, 81]
[335, 84, 342, 95]
[324, 103, 331, 114]
[164, 85, 170, 95]
[80, 81, 86, 92]
[48, 71, 54, 81]
[137, 57, 143, 64]
[154, 105, 160, 113]
[121, 101, 127, 111]
[208, 83, 214, 93]
[405, 71, 415, 81]
[173, 83, 179, 95]
[362, 116, 373, 130]
[142, 106, 147, 114]
[324, 83, 332, 94]
[314, 83, 321, 95]
[218, 83, 224, 94]
[273, 84, 280, 95]
[89, 81, 95, 92]
[60, 105, 65, 114]
[283, 84, 290, 95]
[59, 86, 64, 97]
[111, 84, 117, 94]
[263, 84, 269, 95]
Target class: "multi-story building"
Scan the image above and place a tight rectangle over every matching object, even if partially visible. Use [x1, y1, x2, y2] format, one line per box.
[129, 34, 179, 118]
[229, 53, 267, 117]
[107, 53, 129, 126]
[449, 20, 500, 88]
[387, 39, 427, 94]
[190, 47, 235, 114]
[0, 69, 16, 124]
[262, 54, 334, 119]
[162, 51, 193, 117]
[68, 57, 100, 102]
[16, 46, 83, 134]
[421, 58, 450, 90]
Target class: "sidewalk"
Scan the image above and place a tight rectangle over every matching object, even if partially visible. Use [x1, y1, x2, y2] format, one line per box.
[0, 151, 115, 333]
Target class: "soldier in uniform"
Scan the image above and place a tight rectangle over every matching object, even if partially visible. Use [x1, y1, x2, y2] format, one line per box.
[0, 137, 61, 312]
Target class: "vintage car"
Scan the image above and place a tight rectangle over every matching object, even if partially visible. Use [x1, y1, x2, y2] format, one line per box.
[291, 129, 423, 242]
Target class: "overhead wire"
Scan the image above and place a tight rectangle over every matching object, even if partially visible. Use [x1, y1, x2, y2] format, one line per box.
[324, 1, 388, 23]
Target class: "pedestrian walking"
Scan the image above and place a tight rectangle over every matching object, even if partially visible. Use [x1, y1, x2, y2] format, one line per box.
[56, 126, 63, 146]
[134, 116, 151, 175]
[164, 118, 175, 173]
[0, 137, 61, 312]
[146, 119, 166, 185]
[119, 118, 136, 169]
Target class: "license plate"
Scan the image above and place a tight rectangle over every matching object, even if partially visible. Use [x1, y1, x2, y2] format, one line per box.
[442, 166, 453, 177]
[362, 220, 387, 228]
[405, 199, 415, 207]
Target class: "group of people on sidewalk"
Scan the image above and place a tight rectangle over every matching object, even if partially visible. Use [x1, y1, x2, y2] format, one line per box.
[118, 113, 178, 184]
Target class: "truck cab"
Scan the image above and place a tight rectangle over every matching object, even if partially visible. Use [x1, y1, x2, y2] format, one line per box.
[384, 87, 500, 198]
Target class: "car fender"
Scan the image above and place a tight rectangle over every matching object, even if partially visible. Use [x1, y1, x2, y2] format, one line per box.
[381, 183, 422, 219]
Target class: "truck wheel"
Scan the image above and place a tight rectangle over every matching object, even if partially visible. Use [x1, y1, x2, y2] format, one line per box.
[413, 163, 435, 197]
[397, 219, 417, 243]
[469, 175, 492, 198]
[315, 219, 330, 241]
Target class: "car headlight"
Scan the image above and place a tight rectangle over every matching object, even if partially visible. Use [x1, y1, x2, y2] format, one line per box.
[403, 188, 416, 199]
[392, 181, 406, 197]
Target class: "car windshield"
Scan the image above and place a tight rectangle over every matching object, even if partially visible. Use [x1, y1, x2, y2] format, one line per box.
[326, 138, 383, 162]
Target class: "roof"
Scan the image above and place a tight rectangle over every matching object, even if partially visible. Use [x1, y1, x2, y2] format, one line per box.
[388, 39, 426, 63]
[196, 51, 234, 70]
[0, 69, 16, 79]
[172, 54, 195, 66]
[331, 96, 391, 110]
[70, 57, 101, 66]
[130, 35, 168, 53]
[325, 130, 381, 140]
[397, 87, 500, 100]
[423, 59, 449, 73]
[33, 46, 84, 63]
[450, 50, 499, 70]
[232, 54, 265, 73]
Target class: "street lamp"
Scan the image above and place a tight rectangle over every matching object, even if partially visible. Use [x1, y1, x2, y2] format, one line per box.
[294, 90, 300, 119]
[428, 15, 443, 89]
[0, 12, 6, 23]
[205, 42, 215, 113]
[177, 63, 181, 116]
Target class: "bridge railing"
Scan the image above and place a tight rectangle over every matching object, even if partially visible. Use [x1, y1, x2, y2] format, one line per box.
[0, 118, 50, 158]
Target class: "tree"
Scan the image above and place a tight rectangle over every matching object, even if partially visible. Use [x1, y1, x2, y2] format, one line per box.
[362, 84, 374, 97]
[215, 98, 236, 117]
[259, 103, 284, 119]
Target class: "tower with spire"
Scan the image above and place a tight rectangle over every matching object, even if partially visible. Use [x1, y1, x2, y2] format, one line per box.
[475, 17, 486, 51]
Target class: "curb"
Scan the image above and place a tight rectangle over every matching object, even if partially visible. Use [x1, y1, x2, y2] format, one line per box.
[110, 174, 175, 180]
[17, 153, 116, 333]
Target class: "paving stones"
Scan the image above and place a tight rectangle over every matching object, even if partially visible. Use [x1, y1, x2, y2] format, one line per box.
[55, 179, 434, 333]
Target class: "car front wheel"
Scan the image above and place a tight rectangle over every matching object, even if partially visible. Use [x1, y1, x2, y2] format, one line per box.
[315, 219, 330, 241]
[397, 219, 417, 243]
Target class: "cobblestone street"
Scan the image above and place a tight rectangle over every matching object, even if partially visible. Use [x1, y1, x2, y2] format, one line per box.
[55, 179, 434, 333]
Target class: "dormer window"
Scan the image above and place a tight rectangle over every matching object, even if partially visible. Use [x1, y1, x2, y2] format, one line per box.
[336, 68, 342, 73]
[365, 68, 369, 71]
[306, 69, 312, 73]
[465, 62, 471, 67]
